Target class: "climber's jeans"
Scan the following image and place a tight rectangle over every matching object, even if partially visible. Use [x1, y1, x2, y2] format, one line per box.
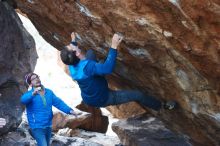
[31, 127, 51, 146]
[103, 90, 162, 111]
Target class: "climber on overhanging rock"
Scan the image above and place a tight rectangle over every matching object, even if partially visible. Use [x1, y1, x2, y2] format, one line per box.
[60, 32, 177, 111]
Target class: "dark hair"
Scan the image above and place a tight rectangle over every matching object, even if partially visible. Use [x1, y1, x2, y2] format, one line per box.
[25, 73, 38, 85]
[60, 47, 80, 66]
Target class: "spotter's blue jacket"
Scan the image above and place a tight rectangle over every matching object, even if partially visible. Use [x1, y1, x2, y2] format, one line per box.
[21, 87, 72, 129]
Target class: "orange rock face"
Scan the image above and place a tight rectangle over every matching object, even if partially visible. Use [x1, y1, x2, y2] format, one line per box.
[52, 111, 91, 131]
[76, 103, 109, 133]
[15, 0, 220, 145]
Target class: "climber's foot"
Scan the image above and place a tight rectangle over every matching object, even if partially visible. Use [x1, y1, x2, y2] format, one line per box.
[163, 100, 177, 110]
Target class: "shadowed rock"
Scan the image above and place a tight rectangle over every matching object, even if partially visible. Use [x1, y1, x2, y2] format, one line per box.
[112, 114, 192, 146]
[0, 1, 37, 135]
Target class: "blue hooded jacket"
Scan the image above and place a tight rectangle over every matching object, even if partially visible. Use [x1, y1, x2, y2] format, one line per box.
[20, 87, 72, 129]
[69, 48, 117, 107]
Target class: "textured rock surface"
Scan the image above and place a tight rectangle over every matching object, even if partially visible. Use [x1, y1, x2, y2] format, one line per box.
[0, 121, 102, 146]
[106, 101, 146, 119]
[112, 114, 192, 146]
[57, 128, 120, 146]
[0, 1, 37, 135]
[51, 135, 103, 146]
[14, 0, 220, 145]
[76, 102, 109, 133]
[52, 110, 91, 131]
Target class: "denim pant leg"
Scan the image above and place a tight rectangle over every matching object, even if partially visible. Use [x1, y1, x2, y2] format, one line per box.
[103, 90, 162, 111]
[31, 127, 51, 146]
[45, 127, 52, 146]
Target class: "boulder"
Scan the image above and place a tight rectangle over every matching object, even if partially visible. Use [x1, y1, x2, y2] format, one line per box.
[0, 1, 37, 135]
[52, 110, 91, 131]
[76, 103, 109, 133]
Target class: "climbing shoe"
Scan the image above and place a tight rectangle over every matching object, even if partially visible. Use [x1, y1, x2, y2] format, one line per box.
[163, 100, 177, 110]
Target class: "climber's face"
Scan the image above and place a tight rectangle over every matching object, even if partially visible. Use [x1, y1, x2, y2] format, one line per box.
[30, 74, 41, 87]
[67, 44, 82, 57]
